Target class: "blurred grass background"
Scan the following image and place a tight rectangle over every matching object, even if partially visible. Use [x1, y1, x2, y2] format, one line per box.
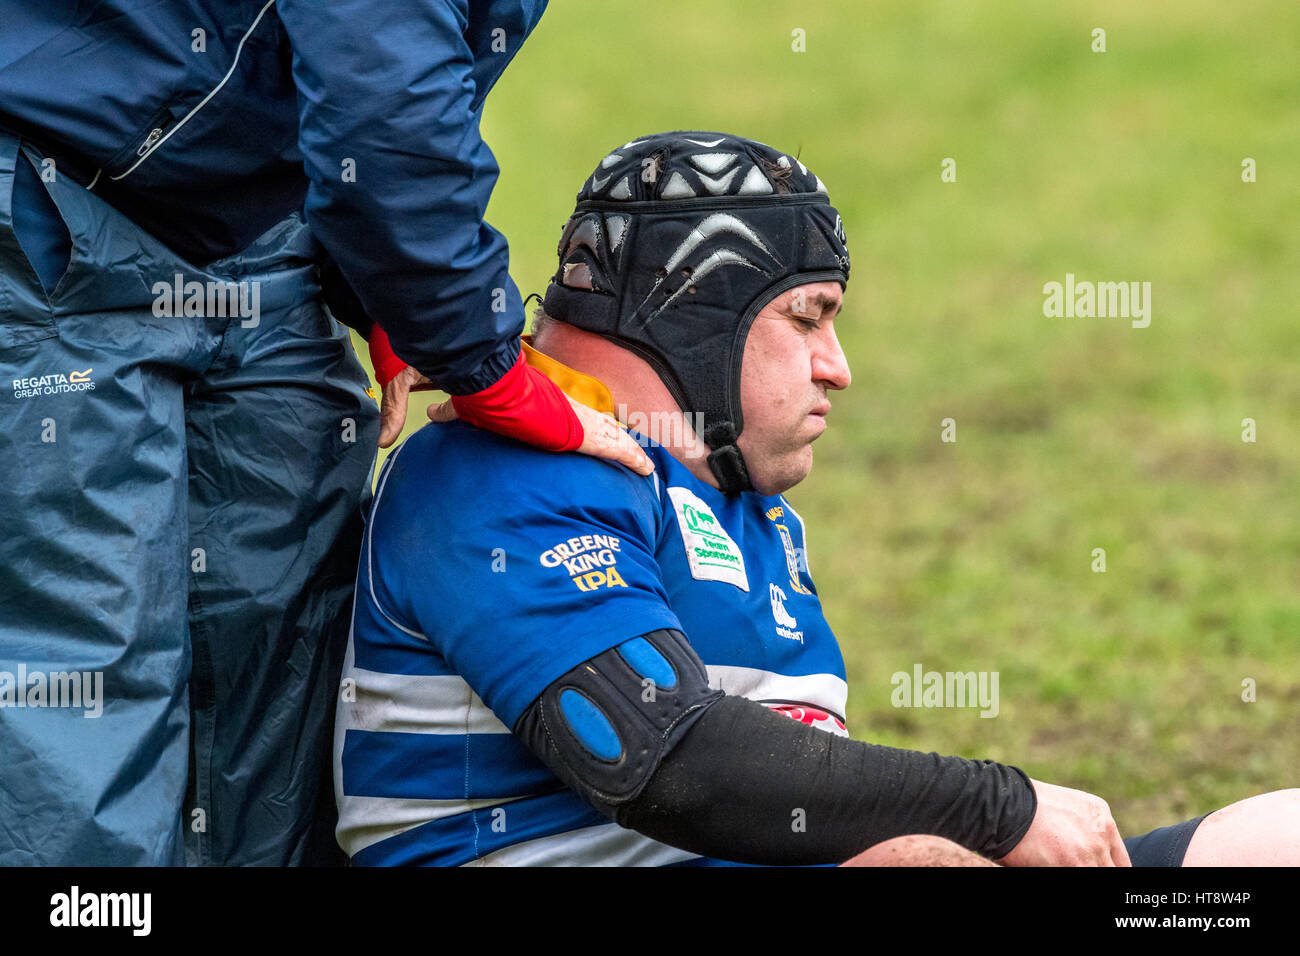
[353, 0, 1300, 836]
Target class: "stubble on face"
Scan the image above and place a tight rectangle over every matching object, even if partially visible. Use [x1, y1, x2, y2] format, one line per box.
[736, 282, 848, 496]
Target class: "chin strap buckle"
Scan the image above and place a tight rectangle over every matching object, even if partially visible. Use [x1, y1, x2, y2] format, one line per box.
[704, 422, 754, 494]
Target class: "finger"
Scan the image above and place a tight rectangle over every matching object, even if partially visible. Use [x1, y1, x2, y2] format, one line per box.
[583, 425, 654, 476]
[573, 405, 654, 476]
[1107, 822, 1132, 867]
[378, 381, 410, 449]
[611, 428, 656, 476]
[427, 399, 458, 424]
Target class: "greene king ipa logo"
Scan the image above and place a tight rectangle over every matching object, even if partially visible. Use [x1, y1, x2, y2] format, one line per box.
[539, 534, 628, 591]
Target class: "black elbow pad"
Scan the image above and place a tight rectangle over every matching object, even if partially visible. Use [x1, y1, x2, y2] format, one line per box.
[514, 628, 724, 816]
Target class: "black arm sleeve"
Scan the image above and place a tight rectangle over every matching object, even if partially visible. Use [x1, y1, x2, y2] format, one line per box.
[616, 694, 1036, 865]
[514, 629, 1036, 866]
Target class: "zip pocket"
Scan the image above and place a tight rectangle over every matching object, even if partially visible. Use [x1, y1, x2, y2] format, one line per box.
[134, 126, 166, 158]
[105, 0, 279, 185]
[102, 104, 182, 180]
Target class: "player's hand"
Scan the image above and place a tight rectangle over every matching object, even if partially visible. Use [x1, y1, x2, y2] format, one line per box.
[428, 393, 654, 476]
[996, 778, 1131, 867]
[378, 365, 430, 448]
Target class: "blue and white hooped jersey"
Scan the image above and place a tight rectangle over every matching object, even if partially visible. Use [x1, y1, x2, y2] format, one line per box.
[334, 420, 847, 866]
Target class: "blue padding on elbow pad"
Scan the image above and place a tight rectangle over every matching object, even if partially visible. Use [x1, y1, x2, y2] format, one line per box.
[558, 689, 623, 761]
[616, 636, 678, 691]
[514, 628, 723, 810]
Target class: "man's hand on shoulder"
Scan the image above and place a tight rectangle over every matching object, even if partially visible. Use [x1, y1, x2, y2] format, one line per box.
[428, 387, 653, 476]
[996, 778, 1131, 866]
[370, 326, 652, 475]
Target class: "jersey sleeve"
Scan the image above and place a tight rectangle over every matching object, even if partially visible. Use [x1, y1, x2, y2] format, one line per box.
[369, 425, 683, 728]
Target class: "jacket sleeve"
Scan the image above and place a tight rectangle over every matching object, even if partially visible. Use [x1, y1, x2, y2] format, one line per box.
[276, 0, 527, 394]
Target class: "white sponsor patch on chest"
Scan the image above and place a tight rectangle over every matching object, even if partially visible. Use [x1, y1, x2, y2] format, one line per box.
[666, 486, 749, 591]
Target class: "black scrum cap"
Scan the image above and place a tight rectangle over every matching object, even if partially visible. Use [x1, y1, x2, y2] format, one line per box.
[542, 131, 850, 493]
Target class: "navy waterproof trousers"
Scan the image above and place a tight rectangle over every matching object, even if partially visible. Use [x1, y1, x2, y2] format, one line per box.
[0, 131, 379, 865]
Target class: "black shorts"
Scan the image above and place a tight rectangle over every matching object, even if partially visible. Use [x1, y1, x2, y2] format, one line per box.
[1122, 814, 1210, 866]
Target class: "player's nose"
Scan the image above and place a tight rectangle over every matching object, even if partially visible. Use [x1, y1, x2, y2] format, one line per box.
[813, 326, 851, 391]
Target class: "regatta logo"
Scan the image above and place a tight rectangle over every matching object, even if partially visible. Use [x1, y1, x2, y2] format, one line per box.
[890, 663, 999, 718]
[152, 273, 261, 327]
[1042, 273, 1152, 328]
[769, 582, 803, 644]
[12, 367, 96, 400]
[540, 534, 627, 591]
[0, 665, 103, 718]
[50, 886, 150, 936]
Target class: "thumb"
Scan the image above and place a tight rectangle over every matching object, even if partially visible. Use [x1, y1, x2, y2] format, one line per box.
[378, 366, 425, 448]
[427, 398, 459, 424]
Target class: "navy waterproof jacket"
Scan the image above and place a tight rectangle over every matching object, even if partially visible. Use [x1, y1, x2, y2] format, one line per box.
[0, 0, 548, 393]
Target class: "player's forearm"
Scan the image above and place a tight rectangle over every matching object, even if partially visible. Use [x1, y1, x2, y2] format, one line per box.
[514, 629, 1035, 865]
[616, 696, 1036, 865]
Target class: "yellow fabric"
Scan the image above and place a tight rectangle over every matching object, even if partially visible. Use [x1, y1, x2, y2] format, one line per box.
[521, 337, 614, 414]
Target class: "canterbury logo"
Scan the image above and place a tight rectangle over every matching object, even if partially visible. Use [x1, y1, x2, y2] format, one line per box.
[769, 582, 798, 628]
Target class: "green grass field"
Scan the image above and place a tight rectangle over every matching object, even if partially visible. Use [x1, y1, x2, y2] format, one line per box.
[355, 0, 1300, 837]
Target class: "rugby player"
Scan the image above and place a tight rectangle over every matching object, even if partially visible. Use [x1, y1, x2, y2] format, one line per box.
[334, 131, 1300, 866]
